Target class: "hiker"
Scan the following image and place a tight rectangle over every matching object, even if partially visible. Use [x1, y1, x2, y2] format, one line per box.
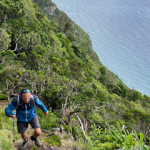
[5, 89, 48, 147]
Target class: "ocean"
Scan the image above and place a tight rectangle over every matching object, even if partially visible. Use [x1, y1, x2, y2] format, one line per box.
[52, 0, 150, 96]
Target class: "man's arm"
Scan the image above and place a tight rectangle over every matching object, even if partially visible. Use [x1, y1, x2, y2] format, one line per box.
[5, 100, 16, 118]
[35, 96, 48, 116]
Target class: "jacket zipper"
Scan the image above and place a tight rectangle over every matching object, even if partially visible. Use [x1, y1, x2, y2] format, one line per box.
[25, 104, 28, 122]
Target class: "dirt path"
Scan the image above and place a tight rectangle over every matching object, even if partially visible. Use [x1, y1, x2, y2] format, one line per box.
[13, 129, 60, 150]
[13, 129, 68, 150]
[14, 137, 61, 150]
[13, 130, 80, 150]
[14, 140, 56, 150]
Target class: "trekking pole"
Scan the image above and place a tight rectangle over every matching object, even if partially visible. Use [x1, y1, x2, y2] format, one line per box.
[11, 113, 15, 143]
[13, 117, 15, 142]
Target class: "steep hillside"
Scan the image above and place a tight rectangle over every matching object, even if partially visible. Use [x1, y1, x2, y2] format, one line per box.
[32, 0, 100, 64]
[0, 0, 150, 149]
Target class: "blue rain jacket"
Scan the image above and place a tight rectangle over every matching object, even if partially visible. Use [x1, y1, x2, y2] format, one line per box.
[5, 95, 47, 122]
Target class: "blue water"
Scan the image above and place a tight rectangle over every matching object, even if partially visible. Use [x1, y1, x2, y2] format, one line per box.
[52, 0, 150, 96]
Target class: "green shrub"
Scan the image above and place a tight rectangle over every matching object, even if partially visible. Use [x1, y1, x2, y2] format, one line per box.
[62, 125, 71, 132]
[2, 90, 9, 94]
[72, 125, 79, 137]
[92, 148, 99, 150]
[98, 134, 112, 143]
[146, 136, 150, 146]
[109, 122, 145, 149]
[44, 135, 61, 147]
[37, 109, 59, 130]
[98, 142, 116, 150]
[0, 94, 7, 100]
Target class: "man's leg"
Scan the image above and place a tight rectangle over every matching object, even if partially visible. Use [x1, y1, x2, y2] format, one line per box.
[17, 121, 29, 147]
[29, 116, 42, 146]
[32, 128, 41, 138]
[21, 131, 28, 141]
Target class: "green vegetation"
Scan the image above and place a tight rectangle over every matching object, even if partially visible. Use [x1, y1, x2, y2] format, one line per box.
[44, 135, 61, 147]
[0, 106, 18, 150]
[0, 94, 7, 100]
[1, 0, 150, 149]
[37, 109, 59, 130]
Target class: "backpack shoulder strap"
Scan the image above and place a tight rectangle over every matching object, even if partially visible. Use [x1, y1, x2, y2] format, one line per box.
[17, 95, 20, 108]
[30, 95, 37, 115]
[30, 95, 36, 108]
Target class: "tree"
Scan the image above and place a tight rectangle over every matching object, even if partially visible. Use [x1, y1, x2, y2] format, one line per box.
[13, 31, 42, 54]
[1, 50, 16, 65]
[64, 22, 70, 33]
[0, 28, 11, 51]
[127, 89, 143, 101]
[67, 34, 76, 42]
[0, 0, 25, 21]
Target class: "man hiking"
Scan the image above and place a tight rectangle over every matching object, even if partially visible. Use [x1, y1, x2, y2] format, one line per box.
[5, 89, 48, 147]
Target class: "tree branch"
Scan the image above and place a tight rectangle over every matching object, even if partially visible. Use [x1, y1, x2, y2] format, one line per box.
[13, 30, 24, 52]
[70, 106, 81, 116]
[76, 114, 89, 142]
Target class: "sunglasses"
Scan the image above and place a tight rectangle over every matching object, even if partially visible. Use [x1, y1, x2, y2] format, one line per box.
[21, 90, 30, 94]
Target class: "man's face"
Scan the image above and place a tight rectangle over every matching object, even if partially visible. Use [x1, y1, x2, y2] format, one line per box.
[21, 93, 31, 103]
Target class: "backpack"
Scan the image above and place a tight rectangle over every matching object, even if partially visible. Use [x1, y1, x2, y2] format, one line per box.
[16, 94, 36, 109]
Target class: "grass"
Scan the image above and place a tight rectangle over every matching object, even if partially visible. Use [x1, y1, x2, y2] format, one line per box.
[0, 106, 20, 150]
[74, 139, 93, 150]
[0, 129, 15, 150]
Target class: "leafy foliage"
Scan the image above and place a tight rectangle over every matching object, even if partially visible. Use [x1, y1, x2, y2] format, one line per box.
[44, 135, 61, 147]
[0, 0, 150, 149]
[37, 109, 59, 130]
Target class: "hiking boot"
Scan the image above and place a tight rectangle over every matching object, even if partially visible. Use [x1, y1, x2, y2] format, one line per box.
[30, 136, 42, 146]
[22, 139, 29, 147]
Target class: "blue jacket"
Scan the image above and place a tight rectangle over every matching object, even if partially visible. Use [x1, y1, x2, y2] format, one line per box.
[5, 95, 48, 122]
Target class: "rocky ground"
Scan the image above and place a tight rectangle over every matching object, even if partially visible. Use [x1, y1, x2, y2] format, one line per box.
[13, 129, 81, 150]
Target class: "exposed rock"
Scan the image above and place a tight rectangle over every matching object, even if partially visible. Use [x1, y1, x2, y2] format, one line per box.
[73, 147, 81, 150]
[51, 128, 60, 132]
[44, 6, 57, 16]
[42, 129, 48, 133]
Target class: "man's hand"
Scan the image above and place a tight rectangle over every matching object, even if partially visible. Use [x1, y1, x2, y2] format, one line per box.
[44, 111, 48, 116]
[10, 115, 16, 118]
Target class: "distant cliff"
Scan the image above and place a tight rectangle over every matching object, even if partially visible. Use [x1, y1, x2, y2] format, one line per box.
[32, 0, 101, 64]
